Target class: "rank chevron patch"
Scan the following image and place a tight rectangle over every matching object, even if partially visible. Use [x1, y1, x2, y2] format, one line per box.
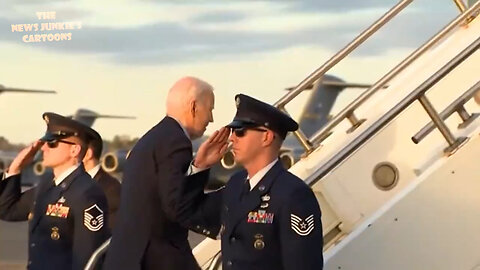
[84, 204, 104, 231]
[290, 214, 314, 236]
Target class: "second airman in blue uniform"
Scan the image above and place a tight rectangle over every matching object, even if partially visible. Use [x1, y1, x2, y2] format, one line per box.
[219, 94, 324, 269]
[190, 94, 324, 269]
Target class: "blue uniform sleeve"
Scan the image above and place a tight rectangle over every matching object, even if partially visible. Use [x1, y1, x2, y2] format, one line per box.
[280, 186, 324, 270]
[72, 187, 109, 270]
[183, 172, 223, 239]
[0, 174, 35, 221]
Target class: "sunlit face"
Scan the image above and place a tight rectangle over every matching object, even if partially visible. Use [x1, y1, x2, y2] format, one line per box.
[41, 138, 79, 168]
[190, 91, 214, 139]
[229, 127, 269, 165]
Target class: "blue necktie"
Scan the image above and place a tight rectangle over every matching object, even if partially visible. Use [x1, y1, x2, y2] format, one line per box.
[241, 179, 250, 201]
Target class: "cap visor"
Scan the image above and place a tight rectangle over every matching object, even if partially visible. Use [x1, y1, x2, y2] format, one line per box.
[39, 133, 57, 142]
[226, 120, 259, 129]
[39, 132, 71, 142]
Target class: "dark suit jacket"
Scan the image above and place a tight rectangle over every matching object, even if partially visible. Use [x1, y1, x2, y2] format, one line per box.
[0, 165, 109, 270]
[93, 168, 121, 230]
[220, 161, 324, 270]
[103, 116, 212, 270]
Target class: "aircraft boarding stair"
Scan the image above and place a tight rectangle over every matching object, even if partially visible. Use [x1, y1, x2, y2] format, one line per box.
[193, 1, 480, 269]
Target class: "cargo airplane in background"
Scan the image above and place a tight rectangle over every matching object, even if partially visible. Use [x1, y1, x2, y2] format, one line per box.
[1, 75, 377, 188]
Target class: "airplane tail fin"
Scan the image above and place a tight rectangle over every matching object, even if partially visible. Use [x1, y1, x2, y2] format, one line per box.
[286, 75, 373, 138]
[69, 109, 136, 127]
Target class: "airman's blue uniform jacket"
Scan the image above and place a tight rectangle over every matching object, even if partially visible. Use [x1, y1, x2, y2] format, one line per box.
[0, 165, 109, 270]
[220, 161, 323, 270]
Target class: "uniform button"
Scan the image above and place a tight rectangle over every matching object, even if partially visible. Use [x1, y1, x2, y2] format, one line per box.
[196, 225, 201, 230]
[28, 261, 32, 265]
[226, 260, 233, 267]
[230, 237, 236, 243]
[202, 229, 207, 234]
[30, 243, 35, 247]
[224, 205, 229, 211]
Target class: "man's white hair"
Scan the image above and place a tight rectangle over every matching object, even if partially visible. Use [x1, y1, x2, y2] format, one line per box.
[166, 76, 213, 116]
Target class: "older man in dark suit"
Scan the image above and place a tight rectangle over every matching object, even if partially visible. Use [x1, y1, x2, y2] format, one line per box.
[82, 131, 121, 230]
[103, 77, 228, 270]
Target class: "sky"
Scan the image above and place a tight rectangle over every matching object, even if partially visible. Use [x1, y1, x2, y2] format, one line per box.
[0, 0, 460, 144]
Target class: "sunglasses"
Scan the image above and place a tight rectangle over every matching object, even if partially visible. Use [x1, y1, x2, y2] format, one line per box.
[233, 127, 268, 137]
[46, 139, 77, 148]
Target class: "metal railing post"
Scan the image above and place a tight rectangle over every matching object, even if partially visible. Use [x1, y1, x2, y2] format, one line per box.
[417, 95, 457, 146]
[454, 0, 468, 12]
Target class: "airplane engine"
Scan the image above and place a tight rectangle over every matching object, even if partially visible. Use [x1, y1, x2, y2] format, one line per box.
[279, 151, 296, 169]
[101, 150, 129, 173]
[220, 150, 236, 169]
[33, 160, 46, 176]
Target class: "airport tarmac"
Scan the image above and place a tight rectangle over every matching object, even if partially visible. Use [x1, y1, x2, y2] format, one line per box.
[0, 220, 206, 269]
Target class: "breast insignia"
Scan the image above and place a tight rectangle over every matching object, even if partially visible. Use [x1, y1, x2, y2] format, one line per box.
[253, 234, 265, 250]
[51, 227, 60, 240]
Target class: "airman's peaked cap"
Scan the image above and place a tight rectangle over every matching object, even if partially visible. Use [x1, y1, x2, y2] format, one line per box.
[226, 94, 298, 139]
[40, 112, 101, 144]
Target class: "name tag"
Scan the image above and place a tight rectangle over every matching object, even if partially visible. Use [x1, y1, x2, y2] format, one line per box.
[247, 210, 274, 224]
[46, 203, 70, 218]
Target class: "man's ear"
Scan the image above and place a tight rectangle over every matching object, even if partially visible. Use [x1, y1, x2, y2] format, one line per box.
[83, 147, 93, 161]
[262, 130, 275, 147]
[190, 100, 197, 118]
[70, 144, 82, 158]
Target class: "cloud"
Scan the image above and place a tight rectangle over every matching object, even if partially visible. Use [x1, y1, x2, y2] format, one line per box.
[0, 0, 460, 65]
[287, 0, 392, 12]
[190, 10, 246, 24]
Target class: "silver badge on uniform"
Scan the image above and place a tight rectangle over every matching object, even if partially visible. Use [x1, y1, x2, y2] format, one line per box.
[261, 194, 270, 201]
[290, 214, 314, 236]
[84, 204, 104, 231]
[235, 96, 241, 108]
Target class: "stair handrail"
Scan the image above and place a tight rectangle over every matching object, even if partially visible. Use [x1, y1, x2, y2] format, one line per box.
[309, 0, 480, 146]
[274, 0, 414, 152]
[305, 34, 480, 186]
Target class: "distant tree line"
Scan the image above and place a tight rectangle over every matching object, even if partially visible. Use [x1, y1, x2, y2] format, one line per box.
[0, 136, 26, 151]
[103, 135, 139, 151]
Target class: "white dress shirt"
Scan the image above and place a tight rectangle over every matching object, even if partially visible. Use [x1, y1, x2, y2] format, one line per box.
[87, 164, 101, 179]
[54, 163, 81, 186]
[247, 159, 278, 191]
